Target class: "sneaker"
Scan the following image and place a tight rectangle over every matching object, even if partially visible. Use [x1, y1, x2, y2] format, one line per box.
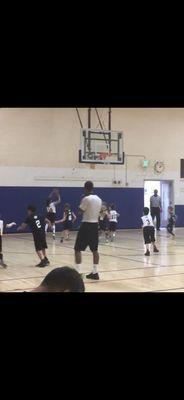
[153, 247, 159, 253]
[44, 257, 50, 265]
[86, 272, 99, 280]
[144, 250, 150, 256]
[0, 260, 7, 268]
[157, 228, 161, 231]
[36, 260, 47, 267]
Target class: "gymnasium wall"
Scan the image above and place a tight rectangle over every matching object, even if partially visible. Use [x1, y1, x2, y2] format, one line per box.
[0, 108, 184, 228]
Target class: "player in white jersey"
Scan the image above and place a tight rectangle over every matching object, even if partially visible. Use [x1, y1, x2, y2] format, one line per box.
[0, 216, 16, 268]
[141, 207, 159, 256]
[45, 189, 61, 239]
[108, 204, 120, 241]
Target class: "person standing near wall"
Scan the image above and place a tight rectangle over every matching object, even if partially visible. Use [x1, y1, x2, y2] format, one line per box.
[150, 189, 162, 231]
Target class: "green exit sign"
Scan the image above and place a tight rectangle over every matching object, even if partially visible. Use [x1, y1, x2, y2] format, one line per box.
[142, 159, 149, 167]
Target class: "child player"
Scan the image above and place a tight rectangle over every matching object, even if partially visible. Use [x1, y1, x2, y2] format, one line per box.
[17, 205, 51, 267]
[108, 203, 120, 241]
[0, 215, 16, 268]
[141, 207, 159, 256]
[167, 206, 176, 237]
[45, 189, 61, 239]
[99, 202, 109, 242]
[55, 203, 76, 242]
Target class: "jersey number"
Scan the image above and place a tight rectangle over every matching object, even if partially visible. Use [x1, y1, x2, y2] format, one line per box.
[36, 220, 41, 228]
[146, 219, 150, 225]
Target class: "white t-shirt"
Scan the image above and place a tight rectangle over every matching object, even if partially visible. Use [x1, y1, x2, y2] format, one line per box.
[109, 210, 118, 223]
[80, 194, 102, 223]
[0, 220, 3, 235]
[141, 214, 154, 228]
[47, 202, 56, 214]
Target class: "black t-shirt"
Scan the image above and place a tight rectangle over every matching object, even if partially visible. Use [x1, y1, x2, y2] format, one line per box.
[65, 209, 73, 222]
[25, 214, 45, 235]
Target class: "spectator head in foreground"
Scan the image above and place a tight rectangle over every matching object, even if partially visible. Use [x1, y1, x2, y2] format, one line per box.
[33, 266, 85, 292]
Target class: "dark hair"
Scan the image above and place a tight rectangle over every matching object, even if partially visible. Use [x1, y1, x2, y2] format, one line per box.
[40, 267, 85, 292]
[84, 181, 94, 191]
[110, 203, 115, 210]
[143, 207, 149, 215]
[64, 203, 70, 209]
[27, 205, 37, 213]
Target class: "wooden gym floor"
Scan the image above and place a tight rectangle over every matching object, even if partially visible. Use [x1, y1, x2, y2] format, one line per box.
[1, 229, 184, 292]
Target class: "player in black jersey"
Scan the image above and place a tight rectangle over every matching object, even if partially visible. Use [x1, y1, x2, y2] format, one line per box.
[17, 205, 51, 267]
[55, 203, 76, 242]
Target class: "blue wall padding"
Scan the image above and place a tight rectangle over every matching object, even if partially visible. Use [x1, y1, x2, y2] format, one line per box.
[0, 186, 145, 232]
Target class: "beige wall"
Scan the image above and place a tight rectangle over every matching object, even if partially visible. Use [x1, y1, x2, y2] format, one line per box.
[0, 108, 184, 202]
[0, 107, 183, 167]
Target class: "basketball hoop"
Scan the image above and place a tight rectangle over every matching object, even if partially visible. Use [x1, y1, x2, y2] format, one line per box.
[99, 152, 108, 160]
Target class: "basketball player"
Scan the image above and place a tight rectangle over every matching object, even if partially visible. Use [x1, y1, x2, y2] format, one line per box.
[108, 204, 120, 241]
[17, 205, 51, 267]
[167, 206, 176, 237]
[0, 216, 16, 268]
[74, 181, 102, 280]
[45, 189, 61, 239]
[99, 202, 109, 242]
[55, 203, 76, 242]
[141, 207, 159, 256]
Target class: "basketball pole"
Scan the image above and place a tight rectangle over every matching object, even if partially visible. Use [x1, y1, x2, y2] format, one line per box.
[76, 108, 83, 128]
[88, 108, 91, 129]
[108, 108, 112, 153]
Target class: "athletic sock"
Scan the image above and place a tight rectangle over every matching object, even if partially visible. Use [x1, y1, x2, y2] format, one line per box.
[146, 244, 150, 251]
[75, 264, 81, 273]
[92, 265, 98, 274]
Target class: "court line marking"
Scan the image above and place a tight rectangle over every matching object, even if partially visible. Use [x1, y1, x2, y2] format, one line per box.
[2, 270, 184, 286]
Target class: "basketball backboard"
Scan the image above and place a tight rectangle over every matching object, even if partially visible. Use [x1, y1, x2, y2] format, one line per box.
[79, 129, 124, 164]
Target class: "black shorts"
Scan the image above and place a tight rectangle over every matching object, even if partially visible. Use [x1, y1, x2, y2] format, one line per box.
[74, 222, 99, 252]
[63, 221, 73, 230]
[33, 233, 48, 252]
[99, 219, 108, 231]
[143, 226, 155, 244]
[46, 212, 55, 224]
[109, 222, 117, 232]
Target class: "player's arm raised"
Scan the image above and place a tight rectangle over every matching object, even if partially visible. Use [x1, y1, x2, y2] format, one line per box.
[54, 194, 61, 205]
